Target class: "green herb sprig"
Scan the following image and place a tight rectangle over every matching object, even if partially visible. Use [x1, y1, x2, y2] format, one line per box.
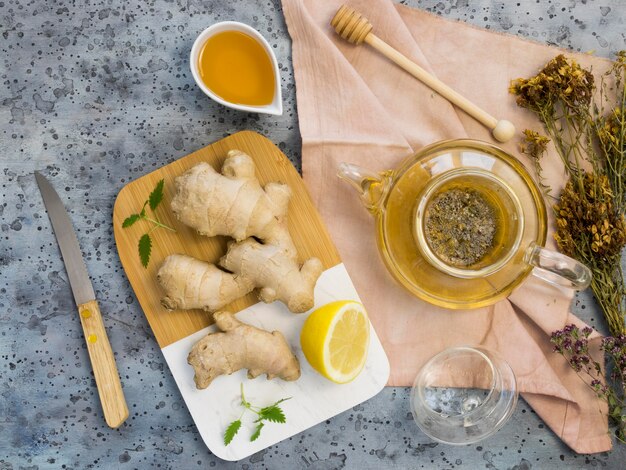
[122, 179, 176, 267]
[224, 383, 290, 446]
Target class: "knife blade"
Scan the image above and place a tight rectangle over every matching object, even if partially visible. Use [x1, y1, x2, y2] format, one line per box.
[35, 172, 96, 305]
[35, 171, 129, 429]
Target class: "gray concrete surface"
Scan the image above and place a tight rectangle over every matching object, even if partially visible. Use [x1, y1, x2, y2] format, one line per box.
[1, 0, 625, 468]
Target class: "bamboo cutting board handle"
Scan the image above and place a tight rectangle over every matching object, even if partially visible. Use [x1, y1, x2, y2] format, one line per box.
[330, 5, 516, 143]
[77, 300, 129, 428]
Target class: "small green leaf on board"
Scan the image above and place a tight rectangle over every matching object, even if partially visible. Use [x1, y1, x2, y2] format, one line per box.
[122, 214, 141, 228]
[138, 233, 152, 268]
[250, 422, 264, 442]
[224, 419, 242, 446]
[149, 179, 165, 210]
[258, 405, 286, 423]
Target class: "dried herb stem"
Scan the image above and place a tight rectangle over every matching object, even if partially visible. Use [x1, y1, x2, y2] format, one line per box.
[510, 53, 626, 336]
[512, 52, 626, 444]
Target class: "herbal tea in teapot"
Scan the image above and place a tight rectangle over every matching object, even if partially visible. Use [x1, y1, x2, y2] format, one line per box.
[423, 185, 498, 268]
[338, 140, 591, 309]
[414, 169, 524, 279]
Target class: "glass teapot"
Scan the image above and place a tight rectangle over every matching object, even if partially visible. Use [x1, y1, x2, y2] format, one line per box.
[338, 139, 591, 309]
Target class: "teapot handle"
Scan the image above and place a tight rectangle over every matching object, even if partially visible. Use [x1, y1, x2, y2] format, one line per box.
[525, 242, 592, 290]
[337, 163, 391, 212]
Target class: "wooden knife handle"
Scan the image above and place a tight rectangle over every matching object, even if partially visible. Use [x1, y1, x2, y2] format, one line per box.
[77, 300, 129, 428]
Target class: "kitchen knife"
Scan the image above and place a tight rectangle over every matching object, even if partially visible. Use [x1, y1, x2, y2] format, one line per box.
[35, 171, 129, 429]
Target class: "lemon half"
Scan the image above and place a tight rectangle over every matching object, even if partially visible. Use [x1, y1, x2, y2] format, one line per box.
[300, 300, 370, 384]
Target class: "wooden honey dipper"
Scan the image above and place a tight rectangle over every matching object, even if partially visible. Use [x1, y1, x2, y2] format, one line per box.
[331, 5, 516, 143]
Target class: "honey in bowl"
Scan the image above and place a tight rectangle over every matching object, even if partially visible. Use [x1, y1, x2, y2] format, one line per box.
[197, 30, 275, 107]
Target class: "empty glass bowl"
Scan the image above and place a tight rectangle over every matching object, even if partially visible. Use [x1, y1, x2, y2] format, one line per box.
[410, 346, 518, 445]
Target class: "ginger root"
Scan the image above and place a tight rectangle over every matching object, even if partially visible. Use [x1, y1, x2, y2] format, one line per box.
[158, 150, 323, 314]
[157, 254, 253, 312]
[221, 239, 322, 313]
[171, 150, 296, 257]
[159, 240, 323, 313]
[188, 311, 301, 389]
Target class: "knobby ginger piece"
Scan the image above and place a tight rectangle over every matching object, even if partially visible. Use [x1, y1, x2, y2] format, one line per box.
[188, 311, 301, 389]
[157, 254, 254, 311]
[220, 238, 323, 313]
[170, 150, 296, 257]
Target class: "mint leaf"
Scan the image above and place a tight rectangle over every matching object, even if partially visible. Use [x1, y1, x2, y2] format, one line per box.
[122, 214, 141, 228]
[149, 179, 165, 210]
[138, 233, 152, 268]
[258, 405, 286, 423]
[250, 422, 264, 442]
[224, 419, 241, 446]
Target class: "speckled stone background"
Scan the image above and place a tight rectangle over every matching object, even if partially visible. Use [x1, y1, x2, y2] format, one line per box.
[1, 0, 625, 468]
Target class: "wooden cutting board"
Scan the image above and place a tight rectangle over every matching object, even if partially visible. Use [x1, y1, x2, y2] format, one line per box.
[113, 131, 390, 461]
[113, 131, 341, 348]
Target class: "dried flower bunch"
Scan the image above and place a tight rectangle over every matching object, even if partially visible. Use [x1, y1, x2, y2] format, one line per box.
[551, 325, 626, 442]
[512, 54, 595, 115]
[510, 52, 626, 336]
[556, 173, 626, 335]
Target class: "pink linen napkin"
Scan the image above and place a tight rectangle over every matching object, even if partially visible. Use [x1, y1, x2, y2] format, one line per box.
[281, 0, 614, 453]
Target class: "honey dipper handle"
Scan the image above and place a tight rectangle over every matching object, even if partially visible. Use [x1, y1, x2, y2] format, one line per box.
[364, 34, 515, 142]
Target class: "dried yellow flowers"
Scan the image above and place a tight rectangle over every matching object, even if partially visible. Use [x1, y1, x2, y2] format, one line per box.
[510, 52, 626, 336]
[510, 54, 595, 113]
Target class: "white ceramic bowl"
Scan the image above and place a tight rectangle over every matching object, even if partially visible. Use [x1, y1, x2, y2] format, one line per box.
[190, 21, 283, 116]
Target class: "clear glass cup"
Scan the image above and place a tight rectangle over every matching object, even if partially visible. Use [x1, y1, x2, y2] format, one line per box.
[410, 346, 518, 445]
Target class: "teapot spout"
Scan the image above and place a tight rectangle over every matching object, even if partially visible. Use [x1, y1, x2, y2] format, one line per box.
[337, 163, 391, 212]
